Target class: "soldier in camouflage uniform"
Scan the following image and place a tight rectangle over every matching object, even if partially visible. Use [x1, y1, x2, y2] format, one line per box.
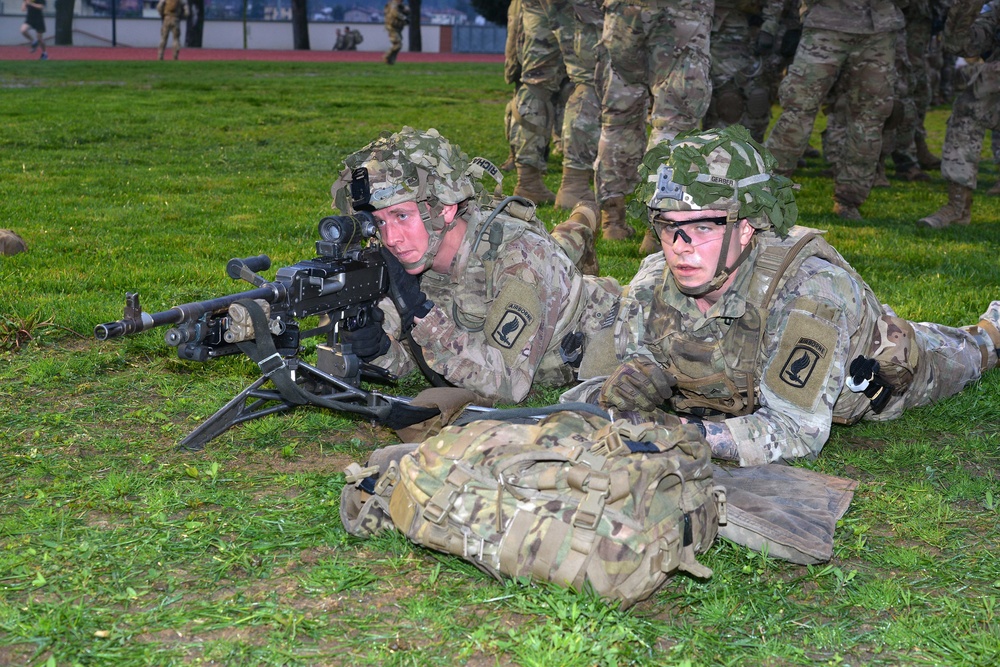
[595, 0, 714, 242]
[704, 0, 774, 143]
[330, 128, 622, 404]
[566, 125, 1000, 465]
[510, 0, 603, 209]
[383, 0, 409, 65]
[764, 0, 904, 220]
[918, 0, 1000, 228]
[156, 0, 188, 61]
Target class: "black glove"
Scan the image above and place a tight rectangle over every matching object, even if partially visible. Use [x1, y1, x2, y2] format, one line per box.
[381, 246, 433, 336]
[755, 30, 775, 56]
[599, 357, 676, 413]
[340, 307, 390, 362]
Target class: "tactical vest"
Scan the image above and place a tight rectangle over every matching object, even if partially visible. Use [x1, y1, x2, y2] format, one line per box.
[649, 228, 883, 423]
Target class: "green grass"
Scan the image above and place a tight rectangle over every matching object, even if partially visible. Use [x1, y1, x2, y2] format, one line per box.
[2, 60, 1000, 666]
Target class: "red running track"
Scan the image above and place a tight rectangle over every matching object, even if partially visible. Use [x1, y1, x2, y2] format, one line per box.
[0, 44, 504, 63]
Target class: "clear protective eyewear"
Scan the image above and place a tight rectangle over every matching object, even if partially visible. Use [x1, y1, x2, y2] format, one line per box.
[652, 215, 730, 247]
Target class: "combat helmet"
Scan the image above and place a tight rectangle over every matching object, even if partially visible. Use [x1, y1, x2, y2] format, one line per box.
[629, 125, 798, 296]
[332, 127, 490, 272]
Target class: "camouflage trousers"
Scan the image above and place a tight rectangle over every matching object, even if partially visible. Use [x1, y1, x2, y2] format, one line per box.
[550, 218, 593, 269]
[890, 16, 933, 170]
[511, 0, 601, 171]
[595, 1, 712, 203]
[703, 9, 772, 143]
[872, 317, 994, 422]
[940, 86, 1000, 190]
[766, 28, 895, 207]
[158, 16, 182, 60]
[385, 28, 403, 64]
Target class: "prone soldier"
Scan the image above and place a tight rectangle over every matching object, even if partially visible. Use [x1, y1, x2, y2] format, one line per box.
[567, 125, 1000, 465]
[330, 128, 622, 404]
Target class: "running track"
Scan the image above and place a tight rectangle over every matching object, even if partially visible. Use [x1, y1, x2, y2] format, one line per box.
[0, 44, 504, 63]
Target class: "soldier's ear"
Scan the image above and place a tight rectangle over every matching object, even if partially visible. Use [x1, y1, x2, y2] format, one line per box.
[738, 219, 755, 247]
[441, 203, 459, 224]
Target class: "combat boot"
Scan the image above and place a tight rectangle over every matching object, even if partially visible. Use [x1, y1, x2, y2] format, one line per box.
[600, 196, 634, 240]
[554, 166, 596, 210]
[915, 134, 942, 170]
[873, 161, 890, 188]
[499, 150, 516, 173]
[639, 229, 660, 255]
[897, 165, 931, 182]
[918, 182, 973, 229]
[513, 165, 556, 205]
[987, 179, 1000, 196]
[566, 201, 600, 276]
[963, 301, 1000, 372]
[833, 201, 862, 221]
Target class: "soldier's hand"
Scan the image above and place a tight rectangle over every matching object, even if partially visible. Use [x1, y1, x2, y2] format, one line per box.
[599, 357, 676, 413]
[755, 30, 776, 56]
[381, 246, 433, 336]
[341, 307, 390, 362]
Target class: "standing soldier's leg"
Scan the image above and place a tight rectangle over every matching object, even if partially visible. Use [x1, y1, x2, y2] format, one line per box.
[511, 0, 564, 204]
[765, 28, 847, 177]
[595, 5, 651, 240]
[554, 0, 602, 209]
[158, 19, 170, 60]
[172, 18, 182, 60]
[831, 31, 895, 219]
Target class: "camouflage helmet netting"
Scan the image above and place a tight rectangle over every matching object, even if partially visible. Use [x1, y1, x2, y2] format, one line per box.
[332, 127, 483, 213]
[628, 125, 798, 237]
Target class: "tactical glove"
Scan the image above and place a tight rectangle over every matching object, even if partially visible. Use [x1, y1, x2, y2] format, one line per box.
[381, 246, 433, 336]
[598, 356, 676, 413]
[340, 307, 390, 362]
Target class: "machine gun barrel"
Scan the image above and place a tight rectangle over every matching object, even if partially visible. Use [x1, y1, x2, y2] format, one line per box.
[94, 284, 283, 341]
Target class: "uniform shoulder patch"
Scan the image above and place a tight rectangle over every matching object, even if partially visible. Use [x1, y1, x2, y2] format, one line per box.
[484, 279, 543, 368]
[764, 308, 838, 412]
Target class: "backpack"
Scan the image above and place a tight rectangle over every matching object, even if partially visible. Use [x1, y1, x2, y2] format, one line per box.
[342, 411, 725, 608]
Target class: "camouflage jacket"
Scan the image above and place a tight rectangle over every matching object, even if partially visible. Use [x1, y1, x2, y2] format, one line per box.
[781, 0, 905, 34]
[385, 0, 409, 31]
[373, 204, 621, 403]
[614, 227, 890, 464]
[945, 0, 1000, 95]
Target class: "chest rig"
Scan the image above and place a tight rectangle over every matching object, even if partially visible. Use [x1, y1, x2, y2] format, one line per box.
[648, 229, 875, 418]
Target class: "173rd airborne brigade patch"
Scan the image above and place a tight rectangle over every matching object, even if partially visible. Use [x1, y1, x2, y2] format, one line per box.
[485, 280, 542, 367]
[764, 305, 838, 412]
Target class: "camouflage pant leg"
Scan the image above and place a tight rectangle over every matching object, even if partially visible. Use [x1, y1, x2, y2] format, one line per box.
[159, 17, 181, 59]
[550, 219, 593, 268]
[561, 2, 602, 170]
[883, 29, 914, 165]
[596, 3, 712, 202]
[512, 0, 571, 169]
[940, 87, 1000, 190]
[896, 18, 933, 153]
[385, 29, 403, 63]
[871, 320, 986, 422]
[705, 11, 771, 142]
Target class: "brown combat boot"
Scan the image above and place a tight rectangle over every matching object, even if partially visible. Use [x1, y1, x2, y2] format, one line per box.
[897, 165, 931, 182]
[499, 147, 516, 172]
[833, 200, 862, 221]
[873, 161, 890, 188]
[554, 166, 596, 210]
[963, 301, 1000, 372]
[918, 182, 973, 229]
[987, 179, 1000, 196]
[566, 201, 600, 276]
[639, 229, 660, 254]
[915, 134, 942, 170]
[513, 164, 556, 205]
[600, 196, 634, 240]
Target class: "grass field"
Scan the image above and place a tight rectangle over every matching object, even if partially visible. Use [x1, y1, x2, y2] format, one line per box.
[1, 60, 1000, 666]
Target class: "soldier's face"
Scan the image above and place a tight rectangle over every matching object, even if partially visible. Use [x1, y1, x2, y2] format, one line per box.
[657, 210, 753, 294]
[374, 201, 430, 275]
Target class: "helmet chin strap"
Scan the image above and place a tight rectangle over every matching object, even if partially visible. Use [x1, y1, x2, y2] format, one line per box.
[674, 221, 755, 298]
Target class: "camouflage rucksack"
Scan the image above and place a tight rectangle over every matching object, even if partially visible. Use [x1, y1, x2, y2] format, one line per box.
[341, 410, 725, 608]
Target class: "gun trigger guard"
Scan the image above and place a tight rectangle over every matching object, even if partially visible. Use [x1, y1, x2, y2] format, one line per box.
[258, 352, 287, 377]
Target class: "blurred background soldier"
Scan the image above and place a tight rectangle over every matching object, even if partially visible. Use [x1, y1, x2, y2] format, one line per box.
[384, 0, 409, 65]
[704, 0, 774, 143]
[595, 0, 713, 243]
[918, 0, 1000, 228]
[509, 0, 602, 210]
[20, 0, 48, 60]
[156, 0, 189, 61]
[764, 0, 904, 221]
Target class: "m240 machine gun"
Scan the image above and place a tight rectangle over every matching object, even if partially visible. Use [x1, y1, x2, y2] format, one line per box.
[95, 213, 439, 450]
